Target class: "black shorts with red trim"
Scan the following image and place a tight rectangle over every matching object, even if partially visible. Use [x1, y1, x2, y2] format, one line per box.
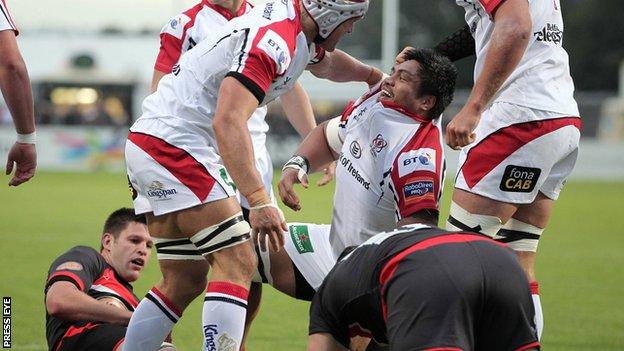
[55, 323, 125, 351]
[382, 240, 539, 350]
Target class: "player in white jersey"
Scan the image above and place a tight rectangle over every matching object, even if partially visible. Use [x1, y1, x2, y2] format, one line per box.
[123, 1, 381, 350]
[258, 49, 457, 309]
[0, 0, 36, 187]
[148, 0, 333, 347]
[403, 0, 580, 340]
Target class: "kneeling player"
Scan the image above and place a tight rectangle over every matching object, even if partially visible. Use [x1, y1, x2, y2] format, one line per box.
[254, 48, 458, 299]
[308, 224, 540, 351]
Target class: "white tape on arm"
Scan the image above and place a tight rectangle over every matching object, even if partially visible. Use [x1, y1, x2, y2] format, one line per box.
[325, 117, 343, 154]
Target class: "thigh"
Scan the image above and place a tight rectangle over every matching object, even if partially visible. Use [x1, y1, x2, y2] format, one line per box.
[58, 324, 125, 351]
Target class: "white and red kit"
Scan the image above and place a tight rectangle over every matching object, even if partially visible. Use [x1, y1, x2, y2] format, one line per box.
[127, 0, 324, 215]
[153, 0, 276, 209]
[0, 0, 18, 34]
[455, 0, 581, 203]
[328, 87, 445, 257]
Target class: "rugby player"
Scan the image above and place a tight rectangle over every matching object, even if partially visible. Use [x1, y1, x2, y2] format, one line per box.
[402, 0, 581, 339]
[123, 1, 379, 350]
[0, 0, 36, 186]
[259, 48, 457, 303]
[307, 224, 540, 351]
[44, 209, 175, 351]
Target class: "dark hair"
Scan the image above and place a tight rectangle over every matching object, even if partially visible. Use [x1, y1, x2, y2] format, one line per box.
[100, 208, 147, 251]
[403, 48, 458, 118]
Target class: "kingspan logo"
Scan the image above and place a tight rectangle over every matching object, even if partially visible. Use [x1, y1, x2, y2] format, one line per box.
[146, 181, 177, 200]
[203, 325, 237, 351]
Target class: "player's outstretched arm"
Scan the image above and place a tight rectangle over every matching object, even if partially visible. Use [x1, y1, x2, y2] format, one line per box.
[45, 281, 132, 325]
[0, 30, 36, 186]
[307, 333, 348, 351]
[446, 0, 531, 149]
[307, 49, 382, 87]
[281, 82, 316, 138]
[214, 76, 287, 251]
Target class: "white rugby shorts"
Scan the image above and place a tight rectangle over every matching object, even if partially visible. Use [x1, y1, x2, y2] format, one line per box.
[455, 102, 581, 204]
[125, 123, 237, 216]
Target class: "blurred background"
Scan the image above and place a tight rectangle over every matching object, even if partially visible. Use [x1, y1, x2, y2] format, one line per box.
[0, 1, 623, 350]
[0, 0, 623, 177]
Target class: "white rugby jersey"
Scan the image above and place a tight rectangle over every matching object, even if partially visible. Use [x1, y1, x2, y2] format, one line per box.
[134, 0, 323, 149]
[153, 0, 271, 192]
[458, 0, 579, 117]
[0, 0, 18, 34]
[328, 87, 445, 257]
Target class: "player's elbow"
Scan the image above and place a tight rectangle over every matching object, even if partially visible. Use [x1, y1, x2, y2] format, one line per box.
[45, 293, 72, 319]
[498, 15, 532, 44]
[0, 56, 27, 78]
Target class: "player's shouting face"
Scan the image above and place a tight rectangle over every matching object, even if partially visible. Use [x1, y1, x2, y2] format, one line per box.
[379, 60, 435, 116]
[102, 222, 153, 282]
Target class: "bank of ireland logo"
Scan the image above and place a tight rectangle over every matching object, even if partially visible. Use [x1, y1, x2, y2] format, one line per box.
[146, 181, 177, 201]
[350, 140, 362, 159]
[289, 225, 314, 254]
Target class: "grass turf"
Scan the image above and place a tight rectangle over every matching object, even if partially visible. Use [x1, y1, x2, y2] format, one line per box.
[0, 172, 622, 350]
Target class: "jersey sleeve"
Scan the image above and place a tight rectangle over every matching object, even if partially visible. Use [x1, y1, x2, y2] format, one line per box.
[308, 286, 350, 348]
[45, 246, 104, 293]
[478, 0, 506, 15]
[0, 1, 18, 35]
[386, 122, 444, 219]
[154, 12, 194, 73]
[226, 25, 295, 103]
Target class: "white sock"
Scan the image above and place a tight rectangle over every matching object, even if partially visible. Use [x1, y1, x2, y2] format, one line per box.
[202, 281, 249, 351]
[531, 281, 543, 340]
[123, 287, 181, 351]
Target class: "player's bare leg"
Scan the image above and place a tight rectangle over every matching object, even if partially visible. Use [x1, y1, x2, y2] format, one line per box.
[504, 191, 554, 340]
[124, 198, 254, 351]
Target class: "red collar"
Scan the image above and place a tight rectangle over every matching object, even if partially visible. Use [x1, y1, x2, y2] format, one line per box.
[379, 100, 430, 123]
[204, 0, 248, 20]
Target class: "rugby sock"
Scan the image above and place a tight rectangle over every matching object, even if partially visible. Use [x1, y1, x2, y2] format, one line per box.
[202, 281, 249, 351]
[123, 287, 181, 351]
[531, 281, 544, 340]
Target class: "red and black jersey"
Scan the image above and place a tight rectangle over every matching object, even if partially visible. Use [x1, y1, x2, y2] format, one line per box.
[309, 225, 539, 350]
[44, 246, 139, 351]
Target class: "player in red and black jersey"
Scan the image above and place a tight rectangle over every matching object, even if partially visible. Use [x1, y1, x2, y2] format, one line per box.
[44, 208, 173, 351]
[308, 223, 540, 351]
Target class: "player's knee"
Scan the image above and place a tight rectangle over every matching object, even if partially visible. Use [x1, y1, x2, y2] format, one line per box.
[189, 212, 251, 257]
[161, 261, 209, 300]
[446, 201, 503, 238]
[496, 218, 543, 252]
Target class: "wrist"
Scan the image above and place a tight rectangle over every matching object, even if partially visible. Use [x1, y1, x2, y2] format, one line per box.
[16, 131, 36, 144]
[245, 187, 271, 207]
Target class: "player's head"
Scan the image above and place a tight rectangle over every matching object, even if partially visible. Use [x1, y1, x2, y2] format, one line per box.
[100, 208, 151, 282]
[302, 0, 369, 50]
[380, 48, 457, 119]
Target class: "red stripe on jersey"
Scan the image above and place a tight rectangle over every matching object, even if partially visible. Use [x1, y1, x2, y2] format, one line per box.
[389, 122, 443, 219]
[515, 341, 540, 351]
[236, 9, 301, 93]
[55, 322, 100, 351]
[207, 281, 249, 300]
[460, 117, 581, 189]
[348, 324, 372, 339]
[154, 2, 203, 73]
[205, 0, 249, 20]
[47, 271, 86, 292]
[339, 86, 382, 123]
[379, 100, 428, 123]
[479, 0, 506, 15]
[128, 132, 217, 202]
[151, 287, 183, 317]
[0, 0, 18, 34]
[113, 338, 125, 351]
[378, 234, 506, 320]
[92, 267, 139, 308]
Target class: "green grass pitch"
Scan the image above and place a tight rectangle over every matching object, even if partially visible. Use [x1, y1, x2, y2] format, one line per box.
[0, 172, 622, 350]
